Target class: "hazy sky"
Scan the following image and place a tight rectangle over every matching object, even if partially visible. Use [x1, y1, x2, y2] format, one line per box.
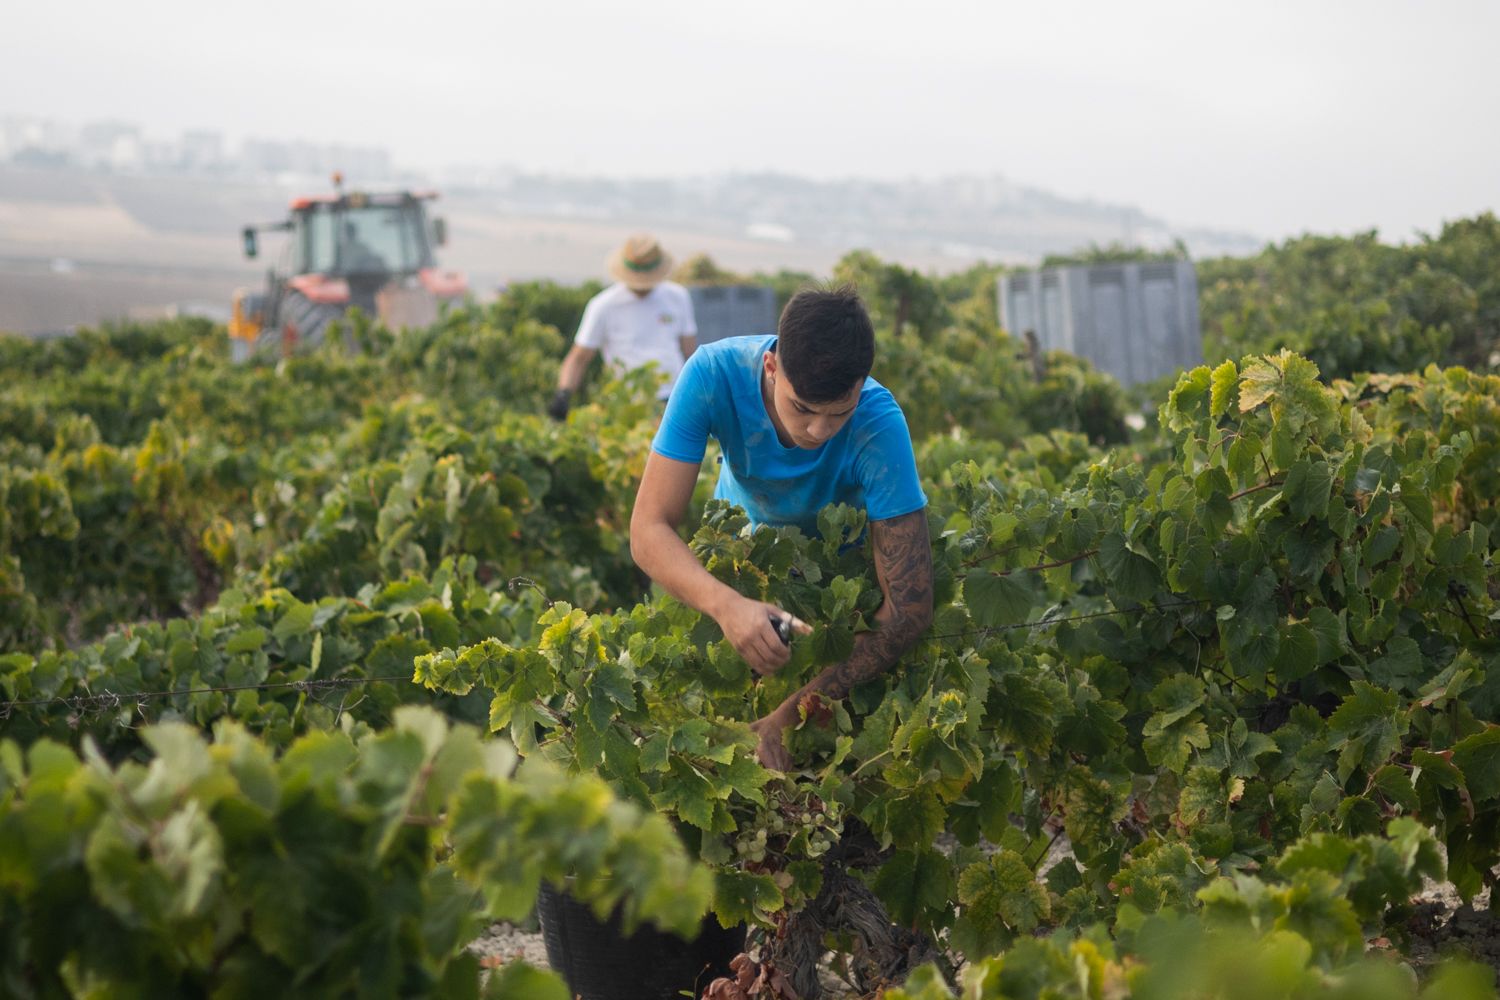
[4, 0, 1495, 241]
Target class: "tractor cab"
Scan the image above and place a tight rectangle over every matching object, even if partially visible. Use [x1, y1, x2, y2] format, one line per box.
[230, 180, 465, 359]
[286, 192, 438, 278]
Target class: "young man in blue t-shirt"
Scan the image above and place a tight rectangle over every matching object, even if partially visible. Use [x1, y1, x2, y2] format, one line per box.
[630, 287, 934, 769]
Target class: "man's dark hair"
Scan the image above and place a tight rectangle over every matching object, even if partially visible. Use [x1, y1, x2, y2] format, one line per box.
[776, 285, 875, 403]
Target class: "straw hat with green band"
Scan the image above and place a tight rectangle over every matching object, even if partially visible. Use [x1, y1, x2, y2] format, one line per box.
[607, 234, 674, 290]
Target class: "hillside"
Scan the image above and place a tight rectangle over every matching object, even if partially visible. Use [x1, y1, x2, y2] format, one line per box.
[0, 164, 1259, 335]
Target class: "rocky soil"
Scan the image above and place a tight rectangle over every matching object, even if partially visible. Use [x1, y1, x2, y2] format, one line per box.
[1403, 879, 1500, 975]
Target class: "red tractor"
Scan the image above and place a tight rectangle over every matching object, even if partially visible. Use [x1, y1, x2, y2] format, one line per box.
[230, 179, 466, 358]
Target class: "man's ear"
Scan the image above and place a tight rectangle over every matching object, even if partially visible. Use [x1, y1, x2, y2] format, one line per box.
[763, 350, 779, 379]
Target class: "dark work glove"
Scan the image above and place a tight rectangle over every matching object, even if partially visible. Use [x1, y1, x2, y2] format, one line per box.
[546, 389, 572, 421]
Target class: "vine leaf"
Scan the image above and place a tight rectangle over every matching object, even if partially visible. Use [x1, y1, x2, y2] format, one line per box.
[872, 849, 953, 929]
[1326, 682, 1407, 784]
[1283, 459, 1334, 521]
[484, 963, 571, 1000]
[1452, 727, 1500, 803]
[954, 849, 1049, 957]
[713, 869, 783, 926]
[963, 571, 1034, 628]
[1210, 360, 1238, 418]
[1098, 531, 1159, 603]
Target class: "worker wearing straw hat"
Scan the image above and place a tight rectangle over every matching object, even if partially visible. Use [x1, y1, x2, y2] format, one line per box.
[547, 234, 698, 420]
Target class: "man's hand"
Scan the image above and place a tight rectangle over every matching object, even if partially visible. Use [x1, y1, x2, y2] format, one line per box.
[545, 389, 572, 421]
[749, 702, 798, 771]
[719, 596, 809, 676]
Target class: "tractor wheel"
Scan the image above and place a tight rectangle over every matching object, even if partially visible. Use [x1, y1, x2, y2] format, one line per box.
[259, 290, 344, 356]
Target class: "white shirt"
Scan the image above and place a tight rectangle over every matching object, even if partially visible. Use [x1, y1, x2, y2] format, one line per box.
[574, 281, 697, 399]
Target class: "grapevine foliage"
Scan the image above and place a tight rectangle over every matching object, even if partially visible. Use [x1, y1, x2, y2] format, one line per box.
[2, 264, 1499, 996]
[1198, 214, 1500, 376]
[0, 706, 708, 997]
[419, 349, 1499, 975]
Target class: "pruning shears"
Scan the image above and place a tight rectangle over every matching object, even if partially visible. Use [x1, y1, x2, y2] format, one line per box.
[770, 612, 793, 646]
[768, 612, 811, 646]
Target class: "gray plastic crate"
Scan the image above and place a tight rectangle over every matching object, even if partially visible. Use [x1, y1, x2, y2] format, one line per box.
[689, 285, 779, 345]
[998, 261, 1201, 386]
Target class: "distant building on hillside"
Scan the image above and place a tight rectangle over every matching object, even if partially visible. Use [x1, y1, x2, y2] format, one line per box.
[180, 130, 225, 171]
[78, 121, 141, 168]
[0, 116, 73, 164]
[998, 260, 1202, 387]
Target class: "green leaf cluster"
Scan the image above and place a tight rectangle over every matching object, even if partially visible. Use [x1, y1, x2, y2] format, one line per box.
[0, 707, 710, 996]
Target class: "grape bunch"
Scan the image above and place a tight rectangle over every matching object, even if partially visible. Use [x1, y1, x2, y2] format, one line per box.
[729, 778, 845, 869]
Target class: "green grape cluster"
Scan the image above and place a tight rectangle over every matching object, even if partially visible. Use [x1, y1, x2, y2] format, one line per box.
[734, 779, 845, 868]
[730, 826, 771, 865]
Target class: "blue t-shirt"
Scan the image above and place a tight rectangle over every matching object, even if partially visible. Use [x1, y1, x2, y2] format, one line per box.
[651, 335, 927, 536]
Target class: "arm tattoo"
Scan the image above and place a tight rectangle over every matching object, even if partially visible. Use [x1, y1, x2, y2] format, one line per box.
[809, 509, 934, 701]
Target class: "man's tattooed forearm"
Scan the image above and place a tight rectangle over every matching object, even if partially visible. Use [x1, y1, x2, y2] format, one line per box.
[811, 509, 933, 701]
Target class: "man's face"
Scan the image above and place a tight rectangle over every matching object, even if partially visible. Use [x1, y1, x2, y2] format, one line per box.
[762, 351, 860, 449]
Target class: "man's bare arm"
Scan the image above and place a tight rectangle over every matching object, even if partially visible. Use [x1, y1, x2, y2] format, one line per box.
[556, 344, 599, 393]
[751, 508, 933, 767]
[629, 452, 733, 614]
[808, 508, 934, 699]
[630, 451, 799, 674]
[679, 334, 697, 360]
